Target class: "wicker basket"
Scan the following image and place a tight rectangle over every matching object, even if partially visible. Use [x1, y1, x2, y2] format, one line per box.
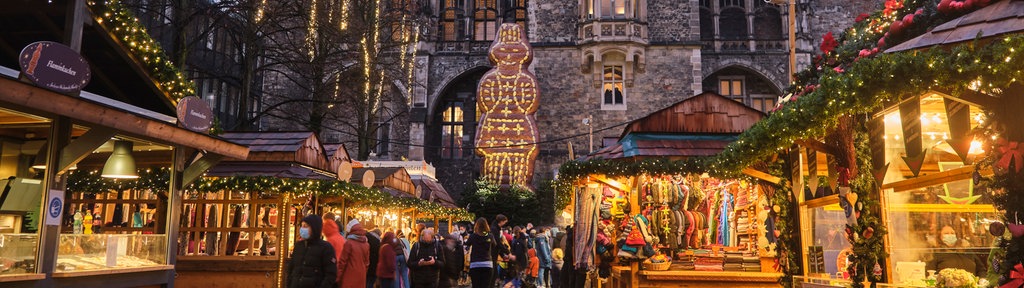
[643, 260, 671, 271]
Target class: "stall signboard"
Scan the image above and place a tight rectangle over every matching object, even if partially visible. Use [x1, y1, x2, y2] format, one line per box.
[176, 96, 214, 133]
[18, 41, 92, 94]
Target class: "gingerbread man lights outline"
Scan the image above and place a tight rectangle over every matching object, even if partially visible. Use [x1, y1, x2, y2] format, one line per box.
[475, 23, 539, 190]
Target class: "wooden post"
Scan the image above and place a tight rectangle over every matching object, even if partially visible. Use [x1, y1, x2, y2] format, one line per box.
[628, 177, 641, 288]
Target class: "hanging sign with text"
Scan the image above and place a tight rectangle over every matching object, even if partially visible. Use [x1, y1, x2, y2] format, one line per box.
[176, 96, 214, 133]
[19, 41, 92, 94]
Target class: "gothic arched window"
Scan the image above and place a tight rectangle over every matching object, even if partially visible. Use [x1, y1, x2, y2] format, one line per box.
[718, 7, 747, 40]
[754, 7, 783, 39]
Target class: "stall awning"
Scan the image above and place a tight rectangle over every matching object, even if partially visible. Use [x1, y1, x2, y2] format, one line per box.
[887, 0, 1024, 52]
[0, 76, 249, 160]
[204, 161, 334, 180]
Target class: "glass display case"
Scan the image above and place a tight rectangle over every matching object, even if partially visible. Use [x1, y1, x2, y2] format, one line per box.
[883, 183, 997, 286]
[802, 202, 855, 281]
[0, 233, 39, 275]
[56, 234, 166, 272]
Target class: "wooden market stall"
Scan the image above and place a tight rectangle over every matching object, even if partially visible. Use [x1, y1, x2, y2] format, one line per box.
[174, 131, 338, 287]
[0, 1, 250, 287]
[792, 1, 1024, 286]
[564, 92, 784, 288]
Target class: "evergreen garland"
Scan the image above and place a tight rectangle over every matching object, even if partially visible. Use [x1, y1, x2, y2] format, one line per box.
[66, 168, 474, 220]
[89, 0, 195, 101]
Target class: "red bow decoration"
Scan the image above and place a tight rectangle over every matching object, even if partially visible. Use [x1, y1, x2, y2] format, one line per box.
[1000, 263, 1024, 288]
[838, 167, 851, 186]
[997, 139, 1024, 173]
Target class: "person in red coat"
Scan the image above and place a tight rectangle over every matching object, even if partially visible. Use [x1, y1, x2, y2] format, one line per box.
[527, 248, 539, 282]
[338, 222, 370, 288]
[322, 213, 346, 285]
[377, 232, 398, 288]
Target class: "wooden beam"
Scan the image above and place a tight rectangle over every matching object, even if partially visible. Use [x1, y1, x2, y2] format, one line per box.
[590, 175, 629, 192]
[0, 77, 249, 159]
[933, 89, 998, 109]
[182, 153, 224, 187]
[741, 167, 782, 184]
[795, 139, 837, 155]
[882, 166, 992, 192]
[57, 127, 116, 172]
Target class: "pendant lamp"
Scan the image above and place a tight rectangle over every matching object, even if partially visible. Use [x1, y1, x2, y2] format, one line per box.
[101, 140, 138, 179]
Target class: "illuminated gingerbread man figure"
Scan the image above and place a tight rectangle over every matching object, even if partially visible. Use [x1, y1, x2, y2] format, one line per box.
[475, 23, 539, 189]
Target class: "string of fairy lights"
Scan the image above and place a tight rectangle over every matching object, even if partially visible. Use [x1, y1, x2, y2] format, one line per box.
[66, 167, 474, 220]
[90, 0, 195, 103]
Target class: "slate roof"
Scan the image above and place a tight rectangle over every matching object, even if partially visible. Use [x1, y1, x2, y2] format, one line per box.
[204, 161, 334, 179]
[416, 179, 457, 208]
[887, 0, 1024, 52]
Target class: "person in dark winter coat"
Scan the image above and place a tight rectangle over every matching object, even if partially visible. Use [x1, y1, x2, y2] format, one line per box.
[438, 233, 465, 288]
[466, 218, 497, 288]
[408, 228, 445, 288]
[511, 226, 530, 274]
[287, 215, 338, 288]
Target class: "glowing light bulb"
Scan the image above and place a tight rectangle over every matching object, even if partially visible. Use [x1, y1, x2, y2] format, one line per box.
[894, 134, 901, 140]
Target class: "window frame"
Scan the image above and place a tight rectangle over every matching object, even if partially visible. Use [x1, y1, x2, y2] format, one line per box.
[601, 64, 626, 110]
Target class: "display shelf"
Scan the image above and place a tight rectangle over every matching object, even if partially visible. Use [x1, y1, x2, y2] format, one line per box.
[50, 264, 173, 278]
[640, 270, 782, 282]
[0, 273, 46, 282]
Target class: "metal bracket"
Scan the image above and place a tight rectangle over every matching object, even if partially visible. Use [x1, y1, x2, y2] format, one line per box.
[181, 152, 224, 187]
[58, 127, 117, 173]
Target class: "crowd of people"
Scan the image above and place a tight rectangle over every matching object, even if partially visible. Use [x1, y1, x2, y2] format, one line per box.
[286, 213, 569, 288]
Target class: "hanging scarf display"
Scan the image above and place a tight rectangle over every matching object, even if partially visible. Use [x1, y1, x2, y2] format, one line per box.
[574, 186, 601, 270]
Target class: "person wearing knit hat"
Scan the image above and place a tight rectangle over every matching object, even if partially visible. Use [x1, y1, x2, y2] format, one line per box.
[338, 221, 370, 288]
[287, 215, 337, 288]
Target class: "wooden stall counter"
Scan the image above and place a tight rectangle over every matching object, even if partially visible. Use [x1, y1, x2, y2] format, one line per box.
[608, 265, 782, 288]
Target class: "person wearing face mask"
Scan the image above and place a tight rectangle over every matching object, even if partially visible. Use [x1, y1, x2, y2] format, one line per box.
[287, 215, 338, 288]
[927, 225, 986, 276]
[438, 233, 465, 288]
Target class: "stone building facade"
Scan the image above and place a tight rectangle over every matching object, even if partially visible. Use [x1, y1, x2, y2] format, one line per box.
[404, 0, 884, 199]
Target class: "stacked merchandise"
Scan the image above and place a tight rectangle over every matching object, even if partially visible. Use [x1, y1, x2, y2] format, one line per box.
[672, 255, 696, 270]
[735, 210, 751, 249]
[694, 255, 724, 271]
[723, 252, 744, 271]
[742, 254, 761, 272]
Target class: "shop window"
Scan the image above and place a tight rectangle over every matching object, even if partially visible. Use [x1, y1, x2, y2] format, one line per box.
[179, 190, 285, 258]
[0, 108, 51, 277]
[719, 77, 745, 102]
[883, 181, 998, 284]
[719, 8, 748, 40]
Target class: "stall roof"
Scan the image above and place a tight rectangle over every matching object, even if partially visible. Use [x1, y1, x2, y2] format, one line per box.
[219, 131, 330, 170]
[887, 0, 1024, 52]
[204, 161, 334, 180]
[0, 1, 179, 115]
[415, 179, 457, 208]
[620, 92, 766, 138]
[584, 92, 762, 161]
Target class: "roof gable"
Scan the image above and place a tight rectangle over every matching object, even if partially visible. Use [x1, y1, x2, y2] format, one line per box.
[620, 92, 766, 137]
[219, 131, 330, 171]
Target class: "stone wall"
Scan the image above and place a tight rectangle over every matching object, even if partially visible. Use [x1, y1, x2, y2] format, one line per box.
[701, 53, 790, 93]
[648, 0, 701, 43]
[803, 0, 883, 54]
[531, 45, 702, 181]
[530, 0, 578, 44]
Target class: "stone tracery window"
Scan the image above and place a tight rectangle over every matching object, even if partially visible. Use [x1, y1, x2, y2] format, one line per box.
[600, 52, 627, 110]
[753, 6, 783, 39]
[718, 7, 747, 39]
[473, 0, 499, 41]
[438, 0, 466, 41]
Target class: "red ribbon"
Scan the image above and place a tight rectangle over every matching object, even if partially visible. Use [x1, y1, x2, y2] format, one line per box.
[997, 139, 1024, 173]
[838, 167, 851, 186]
[1001, 263, 1024, 288]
